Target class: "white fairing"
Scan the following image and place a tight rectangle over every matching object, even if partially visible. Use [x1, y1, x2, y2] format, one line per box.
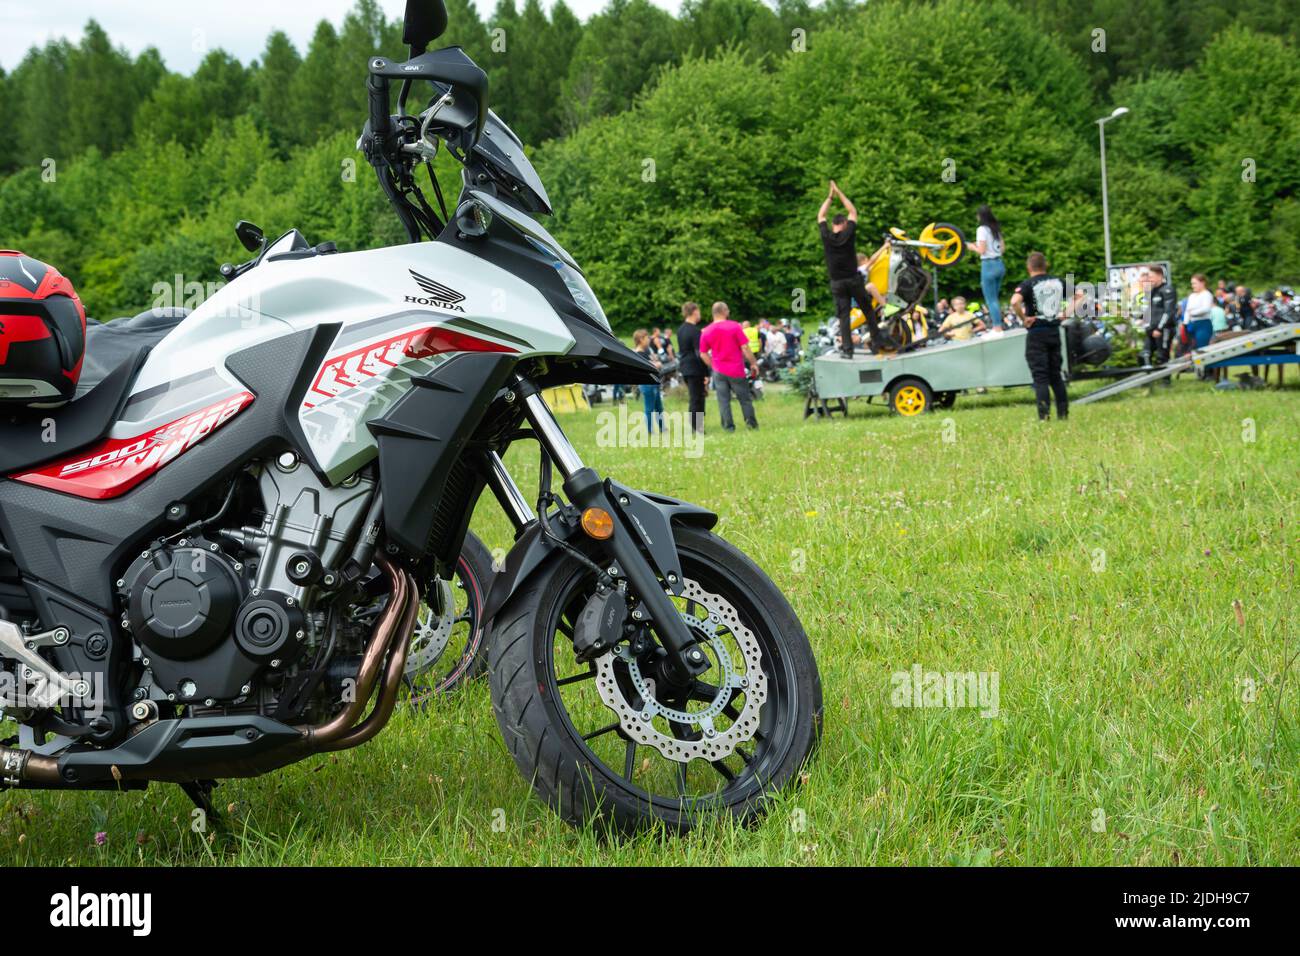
[123, 241, 576, 482]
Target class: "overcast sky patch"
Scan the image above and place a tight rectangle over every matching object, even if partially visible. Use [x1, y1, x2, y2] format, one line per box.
[0, 0, 682, 73]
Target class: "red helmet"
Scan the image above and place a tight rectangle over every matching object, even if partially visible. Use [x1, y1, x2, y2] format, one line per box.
[0, 251, 87, 405]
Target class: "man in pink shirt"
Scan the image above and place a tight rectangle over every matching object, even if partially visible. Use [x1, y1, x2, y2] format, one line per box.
[699, 301, 759, 431]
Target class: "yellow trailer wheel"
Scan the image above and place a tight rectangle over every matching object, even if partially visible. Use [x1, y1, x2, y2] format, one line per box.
[889, 378, 932, 416]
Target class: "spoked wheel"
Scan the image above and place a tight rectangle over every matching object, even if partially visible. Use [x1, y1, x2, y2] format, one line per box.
[920, 222, 966, 268]
[490, 525, 822, 834]
[404, 531, 494, 704]
[889, 377, 932, 416]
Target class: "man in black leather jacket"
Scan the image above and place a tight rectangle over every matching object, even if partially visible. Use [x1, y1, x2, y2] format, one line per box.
[1142, 266, 1177, 367]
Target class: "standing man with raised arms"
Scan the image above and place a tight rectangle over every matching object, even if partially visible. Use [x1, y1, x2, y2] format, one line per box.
[818, 181, 887, 357]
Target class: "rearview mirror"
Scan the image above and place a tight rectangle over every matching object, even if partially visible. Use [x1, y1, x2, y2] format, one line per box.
[404, 0, 449, 54]
[235, 220, 265, 253]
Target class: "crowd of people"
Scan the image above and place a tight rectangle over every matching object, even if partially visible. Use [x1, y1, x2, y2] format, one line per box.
[821, 188, 1300, 417]
[618, 188, 1297, 431]
[623, 305, 810, 435]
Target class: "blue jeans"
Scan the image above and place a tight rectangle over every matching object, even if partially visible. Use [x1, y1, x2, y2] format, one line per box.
[1188, 319, 1214, 349]
[980, 258, 1006, 328]
[639, 384, 664, 433]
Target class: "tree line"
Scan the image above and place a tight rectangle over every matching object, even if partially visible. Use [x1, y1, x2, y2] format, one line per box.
[1, 0, 1296, 328]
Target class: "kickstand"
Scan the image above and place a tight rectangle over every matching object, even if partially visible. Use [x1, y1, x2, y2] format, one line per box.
[179, 779, 222, 825]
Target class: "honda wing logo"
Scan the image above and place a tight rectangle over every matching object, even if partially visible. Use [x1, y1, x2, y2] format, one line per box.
[407, 270, 466, 313]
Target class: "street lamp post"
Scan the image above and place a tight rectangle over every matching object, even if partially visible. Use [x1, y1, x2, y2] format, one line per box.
[1097, 106, 1129, 276]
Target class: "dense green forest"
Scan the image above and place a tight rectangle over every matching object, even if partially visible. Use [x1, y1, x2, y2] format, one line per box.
[1, 0, 1297, 329]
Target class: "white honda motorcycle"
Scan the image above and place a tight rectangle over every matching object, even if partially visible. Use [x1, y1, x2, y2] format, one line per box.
[0, 0, 821, 833]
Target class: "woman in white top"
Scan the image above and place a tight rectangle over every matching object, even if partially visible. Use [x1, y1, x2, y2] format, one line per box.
[971, 205, 1006, 329]
[1184, 274, 1216, 349]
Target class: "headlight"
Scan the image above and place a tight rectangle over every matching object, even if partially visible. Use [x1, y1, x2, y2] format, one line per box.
[525, 236, 611, 332]
[553, 260, 610, 332]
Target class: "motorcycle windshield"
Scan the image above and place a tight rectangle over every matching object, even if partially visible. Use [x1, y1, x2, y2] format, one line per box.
[473, 110, 552, 215]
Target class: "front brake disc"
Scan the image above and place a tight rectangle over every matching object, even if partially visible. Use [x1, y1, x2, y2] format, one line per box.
[594, 578, 767, 764]
[405, 578, 457, 678]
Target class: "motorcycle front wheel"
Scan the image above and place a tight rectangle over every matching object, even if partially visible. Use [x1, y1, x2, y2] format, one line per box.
[489, 525, 822, 834]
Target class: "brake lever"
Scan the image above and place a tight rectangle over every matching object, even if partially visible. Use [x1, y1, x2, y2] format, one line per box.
[400, 95, 452, 164]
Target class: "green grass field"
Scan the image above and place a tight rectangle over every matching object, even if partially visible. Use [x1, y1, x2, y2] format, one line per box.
[3, 376, 1297, 866]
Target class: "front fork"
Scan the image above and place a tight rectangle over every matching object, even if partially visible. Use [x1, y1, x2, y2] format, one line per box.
[486, 379, 710, 681]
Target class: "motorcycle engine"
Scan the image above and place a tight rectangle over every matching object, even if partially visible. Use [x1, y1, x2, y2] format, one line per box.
[120, 537, 288, 703]
[890, 246, 929, 305]
[119, 455, 376, 713]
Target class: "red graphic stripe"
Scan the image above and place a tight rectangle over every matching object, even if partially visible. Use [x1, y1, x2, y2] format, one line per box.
[305, 325, 515, 406]
[11, 392, 254, 500]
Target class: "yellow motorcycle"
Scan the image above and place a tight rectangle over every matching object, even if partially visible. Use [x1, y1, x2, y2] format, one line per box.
[853, 222, 966, 350]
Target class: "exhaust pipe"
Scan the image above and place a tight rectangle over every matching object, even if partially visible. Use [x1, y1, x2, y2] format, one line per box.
[317, 575, 420, 752]
[1, 746, 59, 788]
[300, 554, 417, 751]
[1, 554, 420, 788]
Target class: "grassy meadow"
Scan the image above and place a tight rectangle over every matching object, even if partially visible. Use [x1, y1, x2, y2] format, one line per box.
[2, 375, 1297, 865]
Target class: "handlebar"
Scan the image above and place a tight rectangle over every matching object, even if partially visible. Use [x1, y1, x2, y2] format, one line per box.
[368, 70, 392, 143]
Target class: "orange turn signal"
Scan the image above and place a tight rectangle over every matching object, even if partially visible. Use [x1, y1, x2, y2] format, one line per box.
[581, 507, 615, 540]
